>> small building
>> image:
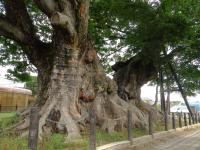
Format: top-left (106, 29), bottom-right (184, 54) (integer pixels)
top-left (0, 86), bottom-right (35, 112)
top-left (170, 102), bottom-right (200, 113)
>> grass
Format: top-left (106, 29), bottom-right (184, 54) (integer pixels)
top-left (0, 136), bottom-right (27, 150)
top-left (0, 112), bottom-right (152, 150)
top-left (60, 128), bottom-right (147, 150)
top-left (0, 112), bottom-right (19, 130)
top-left (0, 113), bottom-right (16, 120)
top-left (39, 134), bottom-right (67, 150)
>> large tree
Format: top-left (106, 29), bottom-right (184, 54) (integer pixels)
top-left (0, 0), bottom-right (150, 138)
top-left (90, 0), bottom-right (200, 116)
top-left (0, 0), bottom-right (200, 138)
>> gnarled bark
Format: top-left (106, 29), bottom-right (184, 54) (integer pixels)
top-left (112, 55), bottom-right (157, 105)
top-left (1, 0), bottom-right (157, 139)
top-left (16, 42), bottom-right (150, 138)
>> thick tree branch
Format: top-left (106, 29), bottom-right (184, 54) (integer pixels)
top-left (0, 0), bottom-right (55, 62)
top-left (34, 0), bottom-right (90, 44)
top-left (3, 0), bottom-right (36, 37)
top-left (0, 15), bottom-right (26, 43)
top-left (0, 16), bottom-right (53, 69)
top-left (33, 0), bottom-right (58, 16)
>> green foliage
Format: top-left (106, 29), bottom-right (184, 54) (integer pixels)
top-left (0, 37), bottom-right (36, 83)
top-left (0, 0), bottom-right (50, 82)
top-left (24, 76), bottom-right (38, 95)
top-left (89, 0), bottom-right (200, 96)
top-left (89, 0), bottom-right (199, 71)
top-left (0, 0), bottom-right (199, 96)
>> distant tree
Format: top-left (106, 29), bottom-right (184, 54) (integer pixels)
top-left (24, 76), bottom-right (37, 96)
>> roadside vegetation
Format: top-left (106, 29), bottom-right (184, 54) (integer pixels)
top-left (0, 112), bottom-right (148, 150)
top-left (0, 111), bottom-right (190, 150)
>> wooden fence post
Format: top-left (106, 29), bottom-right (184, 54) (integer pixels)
top-left (0, 104), bottom-right (1, 112)
top-left (15, 104), bottom-right (18, 111)
top-left (184, 113), bottom-right (187, 126)
top-left (127, 109), bottom-right (133, 143)
top-left (188, 113), bottom-right (191, 125)
top-left (149, 111), bottom-right (153, 136)
top-left (178, 113), bottom-right (182, 128)
top-left (195, 113), bottom-right (198, 124)
top-left (192, 113), bottom-right (195, 124)
top-left (172, 113), bottom-right (176, 129)
top-left (164, 112), bottom-right (168, 131)
top-left (89, 108), bottom-right (96, 150)
top-left (28, 107), bottom-right (39, 150)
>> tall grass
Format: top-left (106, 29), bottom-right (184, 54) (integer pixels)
top-left (0, 112), bottom-right (19, 130)
top-left (0, 112), bottom-right (152, 150)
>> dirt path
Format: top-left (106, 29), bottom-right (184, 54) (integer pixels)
top-left (127, 128), bottom-right (200, 150)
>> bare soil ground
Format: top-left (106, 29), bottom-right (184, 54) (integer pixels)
top-left (127, 128), bottom-right (200, 150)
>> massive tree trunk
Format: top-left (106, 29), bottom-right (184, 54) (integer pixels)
top-left (0, 0), bottom-right (157, 139)
top-left (17, 40), bottom-right (150, 138)
top-left (13, 0), bottom-right (151, 138)
top-left (112, 55), bottom-right (157, 108)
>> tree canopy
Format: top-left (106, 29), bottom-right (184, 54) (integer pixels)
top-left (89, 0), bottom-right (200, 95)
top-left (0, 0), bottom-right (200, 95)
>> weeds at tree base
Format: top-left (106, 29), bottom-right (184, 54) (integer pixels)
top-left (0, 113), bottom-right (150, 150)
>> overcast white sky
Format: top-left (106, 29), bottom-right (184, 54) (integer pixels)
top-left (141, 84), bottom-right (200, 102)
top-left (0, 66), bottom-right (199, 103)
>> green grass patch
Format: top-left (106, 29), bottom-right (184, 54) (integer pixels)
top-left (96, 128), bottom-right (147, 146)
top-left (0, 128), bottom-right (148, 150)
top-left (39, 134), bottom-right (67, 150)
top-left (63, 128), bottom-right (147, 150)
top-left (0, 113), bottom-right (16, 120)
top-left (0, 112), bottom-right (19, 130)
top-left (154, 120), bottom-right (165, 132)
top-left (0, 136), bottom-right (27, 150)
top-left (0, 113), bottom-right (149, 149)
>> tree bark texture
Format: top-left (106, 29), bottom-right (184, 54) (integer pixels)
top-left (166, 78), bottom-right (171, 114)
top-left (112, 55), bottom-right (157, 105)
top-left (0, 0), bottom-right (157, 139)
top-left (159, 69), bottom-right (166, 112)
top-left (153, 83), bottom-right (159, 108)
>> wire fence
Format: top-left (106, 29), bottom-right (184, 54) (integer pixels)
top-left (1, 107), bottom-right (200, 150)
top-left (34, 107), bottom-right (200, 150)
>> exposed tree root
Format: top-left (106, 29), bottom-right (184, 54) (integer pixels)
top-left (12, 55), bottom-right (157, 139)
